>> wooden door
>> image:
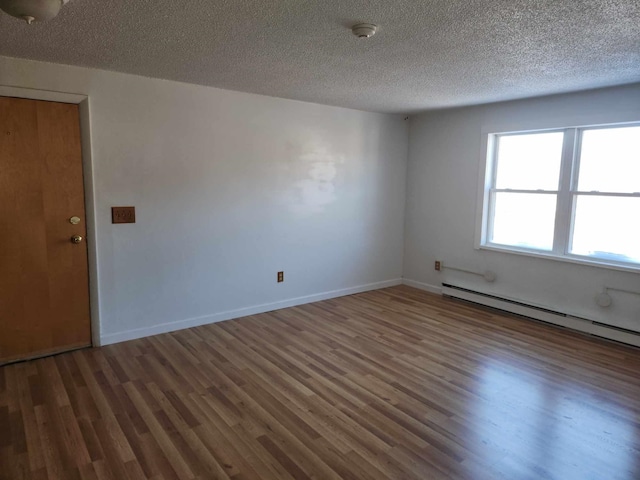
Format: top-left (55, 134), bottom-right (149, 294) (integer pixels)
top-left (0, 96), bottom-right (91, 364)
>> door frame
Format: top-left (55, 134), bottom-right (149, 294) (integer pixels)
top-left (0, 85), bottom-right (102, 347)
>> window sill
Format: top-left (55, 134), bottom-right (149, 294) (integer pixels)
top-left (478, 244), bottom-right (640, 274)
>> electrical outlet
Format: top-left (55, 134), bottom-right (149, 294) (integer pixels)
top-left (277, 271), bottom-right (284, 283)
top-left (435, 261), bottom-right (441, 271)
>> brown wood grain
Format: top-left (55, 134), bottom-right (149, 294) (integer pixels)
top-left (0, 96), bottom-right (91, 364)
top-left (1, 285), bottom-right (639, 479)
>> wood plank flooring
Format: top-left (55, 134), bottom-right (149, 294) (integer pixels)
top-left (1, 285), bottom-right (639, 479)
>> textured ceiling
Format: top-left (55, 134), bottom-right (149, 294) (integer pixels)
top-left (0, 0), bottom-right (639, 113)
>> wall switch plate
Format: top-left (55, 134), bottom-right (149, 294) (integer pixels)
top-left (112, 206), bottom-right (136, 224)
top-left (277, 271), bottom-right (284, 283)
top-left (435, 261), bottom-right (441, 271)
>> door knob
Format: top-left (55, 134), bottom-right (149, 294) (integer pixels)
top-left (71, 235), bottom-right (83, 244)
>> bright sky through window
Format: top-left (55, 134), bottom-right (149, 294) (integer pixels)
top-left (482, 124), bottom-right (640, 268)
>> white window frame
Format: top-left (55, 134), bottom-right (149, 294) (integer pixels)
top-left (476, 122), bottom-right (640, 273)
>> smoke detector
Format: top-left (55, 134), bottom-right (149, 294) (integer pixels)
top-left (352, 23), bottom-right (377, 39)
top-left (0, 0), bottom-right (70, 24)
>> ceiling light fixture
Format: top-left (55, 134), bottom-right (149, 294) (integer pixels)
top-left (0, 0), bottom-right (70, 24)
top-left (351, 23), bottom-right (377, 39)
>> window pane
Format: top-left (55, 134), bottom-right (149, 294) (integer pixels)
top-left (578, 126), bottom-right (640, 193)
top-left (571, 195), bottom-right (640, 264)
top-left (490, 193), bottom-right (557, 250)
top-left (495, 132), bottom-right (564, 190)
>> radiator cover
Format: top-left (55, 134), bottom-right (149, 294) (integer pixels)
top-left (441, 283), bottom-right (640, 348)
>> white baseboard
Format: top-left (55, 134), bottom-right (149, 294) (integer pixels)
top-left (100, 278), bottom-right (403, 346)
top-left (402, 278), bottom-right (442, 295)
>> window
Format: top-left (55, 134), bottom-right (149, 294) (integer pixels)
top-left (480, 123), bottom-right (640, 270)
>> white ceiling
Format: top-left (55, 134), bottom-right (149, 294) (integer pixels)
top-left (0, 0), bottom-right (639, 113)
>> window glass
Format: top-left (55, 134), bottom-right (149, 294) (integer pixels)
top-left (484, 123), bottom-right (640, 269)
top-left (490, 192), bottom-right (556, 251)
top-left (577, 126), bottom-right (640, 193)
top-left (570, 196), bottom-right (640, 263)
top-left (495, 132), bottom-right (564, 190)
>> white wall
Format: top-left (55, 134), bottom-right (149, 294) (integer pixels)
top-left (4, 54), bottom-right (638, 343)
top-left (0, 56), bottom-right (408, 344)
top-left (404, 84), bottom-right (640, 332)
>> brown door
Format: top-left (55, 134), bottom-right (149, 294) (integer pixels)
top-left (0, 96), bottom-right (91, 364)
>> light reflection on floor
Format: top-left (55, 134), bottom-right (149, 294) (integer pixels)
top-left (468, 359), bottom-right (639, 479)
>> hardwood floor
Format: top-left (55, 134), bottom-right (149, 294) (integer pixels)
top-left (1, 285), bottom-right (639, 479)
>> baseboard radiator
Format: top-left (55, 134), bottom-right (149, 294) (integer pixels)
top-left (441, 283), bottom-right (640, 348)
